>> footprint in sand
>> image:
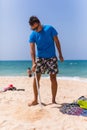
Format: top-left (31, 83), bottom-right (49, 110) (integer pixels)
top-left (14, 107), bottom-right (50, 122)
top-left (0, 120), bottom-right (7, 127)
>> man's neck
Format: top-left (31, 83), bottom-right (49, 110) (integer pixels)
top-left (37, 24), bottom-right (43, 32)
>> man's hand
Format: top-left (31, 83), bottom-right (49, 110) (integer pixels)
top-left (31, 63), bottom-right (37, 72)
top-left (59, 55), bottom-right (64, 62)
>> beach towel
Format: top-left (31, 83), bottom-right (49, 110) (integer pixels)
top-left (60, 96), bottom-right (87, 116)
top-left (81, 109), bottom-right (87, 116)
top-left (60, 103), bottom-right (83, 115)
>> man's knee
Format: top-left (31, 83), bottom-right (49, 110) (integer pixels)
top-left (50, 74), bottom-right (57, 82)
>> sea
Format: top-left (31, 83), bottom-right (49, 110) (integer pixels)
top-left (0, 60), bottom-right (87, 80)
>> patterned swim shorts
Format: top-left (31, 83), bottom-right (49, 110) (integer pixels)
top-left (36, 57), bottom-right (59, 74)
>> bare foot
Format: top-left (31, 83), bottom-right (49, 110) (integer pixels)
top-left (52, 101), bottom-right (57, 104)
top-left (28, 100), bottom-right (38, 106)
top-left (52, 100), bottom-right (57, 104)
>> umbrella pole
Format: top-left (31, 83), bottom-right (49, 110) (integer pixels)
top-left (34, 72), bottom-right (43, 109)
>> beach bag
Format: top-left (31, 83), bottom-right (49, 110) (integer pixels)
top-left (77, 100), bottom-right (87, 109)
top-left (77, 96), bottom-right (87, 109)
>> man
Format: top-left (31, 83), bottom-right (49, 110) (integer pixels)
top-left (28, 16), bottom-right (64, 106)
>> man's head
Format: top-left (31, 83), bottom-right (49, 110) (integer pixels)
top-left (29, 16), bottom-right (40, 26)
top-left (29, 16), bottom-right (42, 32)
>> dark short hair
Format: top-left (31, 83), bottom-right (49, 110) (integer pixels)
top-left (29, 16), bottom-right (40, 26)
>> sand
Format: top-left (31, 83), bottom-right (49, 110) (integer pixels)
top-left (0, 76), bottom-right (87, 130)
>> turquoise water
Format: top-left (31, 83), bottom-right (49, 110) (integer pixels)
top-left (58, 60), bottom-right (87, 78)
top-left (0, 60), bottom-right (87, 78)
top-left (0, 61), bottom-right (32, 76)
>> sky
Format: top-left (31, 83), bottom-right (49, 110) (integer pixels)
top-left (0, 0), bottom-right (87, 60)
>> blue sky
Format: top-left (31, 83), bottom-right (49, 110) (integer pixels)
top-left (0, 0), bottom-right (87, 60)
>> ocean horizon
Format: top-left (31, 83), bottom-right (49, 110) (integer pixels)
top-left (0, 60), bottom-right (87, 79)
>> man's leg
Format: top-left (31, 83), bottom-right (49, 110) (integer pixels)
top-left (50, 74), bottom-right (58, 103)
top-left (28, 73), bottom-right (41, 106)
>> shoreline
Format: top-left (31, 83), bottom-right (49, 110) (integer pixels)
top-left (0, 75), bottom-right (87, 82)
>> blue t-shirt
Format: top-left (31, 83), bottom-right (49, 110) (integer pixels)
top-left (29, 25), bottom-right (58, 58)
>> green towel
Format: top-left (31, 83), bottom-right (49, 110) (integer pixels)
top-left (77, 100), bottom-right (87, 109)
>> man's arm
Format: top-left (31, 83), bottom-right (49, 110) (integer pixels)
top-left (30, 43), bottom-right (36, 71)
top-left (54, 36), bottom-right (64, 62)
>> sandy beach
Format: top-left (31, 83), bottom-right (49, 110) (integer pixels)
top-left (0, 76), bottom-right (87, 130)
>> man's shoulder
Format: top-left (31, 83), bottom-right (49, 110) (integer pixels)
top-left (43, 25), bottom-right (54, 32)
top-left (29, 31), bottom-right (37, 43)
top-left (30, 31), bottom-right (36, 36)
top-left (44, 25), bottom-right (53, 29)
top-left (43, 25), bottom-right (56, 31)
top-left (43, 25), bottom-right (58, 36)
top-left (30, 31), bottom-right (37, 38)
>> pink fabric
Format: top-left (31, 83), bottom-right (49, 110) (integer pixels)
top-left (4, 84), bottom-right (14, 91)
